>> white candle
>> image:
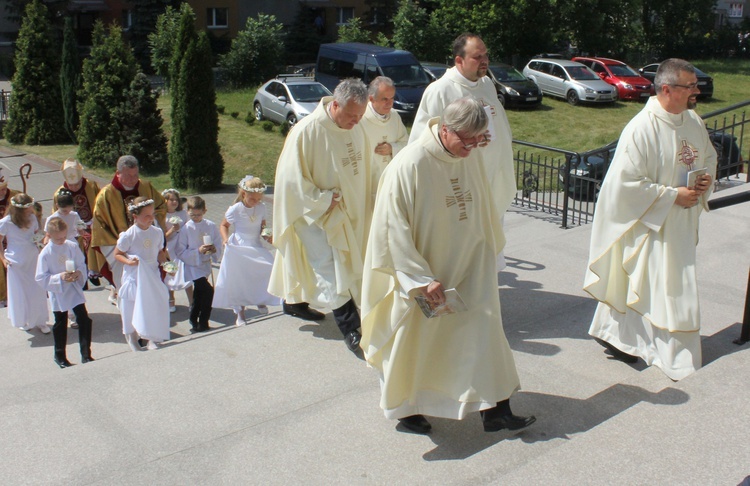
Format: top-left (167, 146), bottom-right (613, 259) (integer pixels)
top-left (203, 235), bottom-right (213, 246)
top-left (65, 260), bottom-right (75, 272)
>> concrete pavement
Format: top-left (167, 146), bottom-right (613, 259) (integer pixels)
top-left (0, 147), bottom-right (749, 485)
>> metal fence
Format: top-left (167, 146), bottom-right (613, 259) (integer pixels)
top-left (512, 100), bottom-right (750, 228)
top-left (0, 90), bottom-right (9, 121)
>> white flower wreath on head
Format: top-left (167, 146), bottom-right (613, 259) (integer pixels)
top-left (128, 199), bottom-right (155, 212)
top-left (161, 188), bottom-right (180, 198)
top-left (238, 175), bottom-right (266, 193)
top-left (11, 198), bottom-right (34, 209)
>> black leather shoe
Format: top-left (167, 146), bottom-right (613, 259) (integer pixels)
top-left (344, 330), bottom-right (361, 352)
top-left (88, 276), bottom-right (101, 286)
top-left (398, 415), bottom-right (432, 434)
top-left (482, 413), bottom-right (536, 432)
top-left (54, 356), bottom-right (74, 369)
top-left (81, 356), bottom-right (95, 363)
top-left (595, 338), bottom-right (639, 363)
top-left (282, 301), bottom-right (325, 321)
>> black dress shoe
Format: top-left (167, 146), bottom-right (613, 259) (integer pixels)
top-left (54, 356), bottom-right (74, 369)
top-left (344, 330), bottom-right (361, 352)
top-left (398, 415), bottom-right (432, 434)
top-left (81, 356), bottom-right (95, 363)
top-left (88, 276), bottom-right (101, 286)
top-left (482, 413), bottom-right (536, 432)
top-left (282, 301), bottom-right (326, 321)
top-left (595, 338), bottom-right (639, 363)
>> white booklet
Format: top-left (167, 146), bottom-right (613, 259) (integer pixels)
top-left (414, 288), bottom-right (468, 319)
top-left (687, 167), bottom-right (708, 188)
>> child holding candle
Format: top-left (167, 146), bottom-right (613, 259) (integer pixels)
top-left (0, 194), bottom-right (50, 333)
top-left (114, 197), bottom-right (170, 351)
top-left (36, 217), bottom-right (94, 367)
top-left (175, 196), bottom-right (222, 333)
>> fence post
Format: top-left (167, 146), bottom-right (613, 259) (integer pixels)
top-left (733, 268), bottom-right (750, 345)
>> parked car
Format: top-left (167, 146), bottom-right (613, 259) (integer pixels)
top-left (638, 63), bottom-right (714, 98)
top-left (253, 76), bottom-right (332, 126)
top-left (571, 57), bottom-right (654, 101)
top-left (560, 131), bottom-right (743, 200)
top-left (523, 58), bottom-right (617, 105)
top-left (486, 62), bottom-right (542, 108)
top-left (421, 61), bottom-right (449, 82)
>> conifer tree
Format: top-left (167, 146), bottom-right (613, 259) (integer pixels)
top-left (4, 0), bottom-right (66, 144)
top-left (60, 16), bottom-right (80, 143)
top-left (115, 73), bottom-right (169, 173)
top-left (169, 32), bottom-right (224, 190)
top-left (76, 22), bottom-right (139, 168)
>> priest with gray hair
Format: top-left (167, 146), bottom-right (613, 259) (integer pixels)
top-left (361, 97), bottom-right (535, 434)
top-left (269, 78), bottom-right (374, 354)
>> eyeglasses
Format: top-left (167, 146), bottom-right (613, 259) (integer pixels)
top-left (449, 128), bottom-right (489, 149)
top-left (669, 82), bottom-right (699, 90)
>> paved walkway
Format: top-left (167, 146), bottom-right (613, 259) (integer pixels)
top-left (0, 147), bottom-right (749, 485)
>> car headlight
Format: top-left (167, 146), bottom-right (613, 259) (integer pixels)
top-left (573, 169), bottom-right (588, 176)
top-left (585, 88), bottom-right (594, 94)
top-left (623, 83), bottom-right (633, 90)
top-left (505, 86), bottom-right (519, 96)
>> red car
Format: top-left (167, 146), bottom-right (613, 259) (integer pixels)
top-left (571, 57), bottom-right (654, 101)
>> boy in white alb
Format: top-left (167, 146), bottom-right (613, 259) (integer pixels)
top-left (175, 196), bottom-right (222, 333)
top-left (36, 217), bottom-right (94, 368)
top-left (45, 190), bottom-right (85, 243)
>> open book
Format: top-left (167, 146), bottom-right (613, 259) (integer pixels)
top-left (414, 288), bottom-right (468, 319)
top-left (687, 167), bottom-right (708, 188)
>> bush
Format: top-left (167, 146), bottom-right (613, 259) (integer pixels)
top-left (230, 111), bottom-right (239, 118)
top-left (245, 112), bottom-right (255, 125)
top-left (219, 14), bottom-right (284, 88)
top-left (280, 121), bottom-right (290, 136)
top-left (216, 105), bottom-right (225, 114)
top-left (262, 121), bottom-right (274, 132)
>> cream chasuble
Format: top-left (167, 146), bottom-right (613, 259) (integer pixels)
top-left (361, 119), bottom-right (520, 420)
top-left (584, 96), bottom-right (717, 380)
top-left (269, 97), bottom-right (372, 306)
top-left (360, 102), bottom-right (408, 185)
top-left (409, 67), bottom-right (516, 216)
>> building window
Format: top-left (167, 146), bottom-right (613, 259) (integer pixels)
top-left (207, 8), bottom-right (228, 28)
top-left (336, 7), bottom-right (354, 25)
top-left (729, 2), bottom-right (744, 17)
top-left (122, 9), bottom-right (132, 30)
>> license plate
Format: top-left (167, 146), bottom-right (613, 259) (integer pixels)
top-left (526, 97), bottom-right (537, 101)
top-left (600, 96), bottom-right (611, 100)
top-left (698, 82), bottom-right (706, 85)
top-left (640, 92), bottom-right (650, 97)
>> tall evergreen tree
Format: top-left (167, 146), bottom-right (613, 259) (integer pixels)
top-left (129, 0), bottom-right (181, 71)
top-left (115, 73), bottom-right (169, 173)
top-left (148, 5), bottom-right (181, 88)
top-left (76, 21), bottom-right (139, 168)
top-left (4, 0), bottom-right (67, 144)
top-left (169, 3), bottom-right (196, 100)
top-left (219, 14), bottom-right (284, 88)
top-left (60, 16), bottom-right (80, 143)
top-left (169, 32), bottom-right (224, 190)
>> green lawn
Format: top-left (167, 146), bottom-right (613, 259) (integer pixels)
top-left (2, 59), bottom-right (748, 192)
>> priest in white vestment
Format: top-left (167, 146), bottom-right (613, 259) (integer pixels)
top-left (584, 59), bottom-right (717, 381)
top-left (361, 98), bottom-right (535, 434)
top-left (360, 76), bottom-right (408, 187)
top-left (409, 34), bottom-right (516, 272)
top-left (269, 79), bottom-right (373, 353)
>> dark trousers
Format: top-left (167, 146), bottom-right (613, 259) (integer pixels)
top-left (53, 303), bottom-right (92, 360)
top-left (332, 298), bottom-right (361, 336)
top-left (190, 277), bottom-right (214, 330)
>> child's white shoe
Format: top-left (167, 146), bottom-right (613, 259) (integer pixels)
top-left (147, 340), bottom-right (160, 350)
top-left (257, 305), bottom-right (269, 315)
top-left (39, 324), bottom-right (51, 334)
top-left (234, 306), bottom-right (246, 326)
top-left (126, 333), bottom-right (143, 352)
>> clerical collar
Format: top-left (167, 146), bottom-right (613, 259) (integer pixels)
top-left (455, 69), bottom-right (479, 87)
top-left (368, 103), bottom-right (388, 120)
top-left (436, 130), bottom-right (459, 158)
top-left (325, 101), bottom-right (342, 128)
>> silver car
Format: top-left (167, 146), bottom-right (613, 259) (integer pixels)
top-left (253, 76), bottom-right (331, 126)
top-left (522, 59), bottom-right (617, 105)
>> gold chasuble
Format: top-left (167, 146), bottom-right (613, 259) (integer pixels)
top-left (361, 119), bottom-right (520, 420)
top-left (91, 180), bottom-right (166, 274)
top-left (269, 97), bottom-right (372, 306)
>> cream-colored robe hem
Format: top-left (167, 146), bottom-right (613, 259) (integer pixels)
top-left (269, 97), bottom-right (372, 306)
top-left (584, 97), bottom-right (717, 380)
top-left (362, 119), bottom-right (520, 420)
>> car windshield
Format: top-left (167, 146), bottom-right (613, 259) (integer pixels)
top-left (287, 83), bottom-right (330, 102)
top-left (428, 66), bottom-right (447, 77)
top-left (490, 66), bottom-right (526, 81)
top-left (565, 66), bottom-right (599, 80)
top-left (381, 64), bottom-right (431, 87)
top-left (608, 64), bottom-right (639, 77)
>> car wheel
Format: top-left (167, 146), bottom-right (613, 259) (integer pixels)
top-left (254, 102), bottom-right (264, 121)
top-left (567, 90), bottom-right (580, 106)
top-left (286, 113), bottom-right (298, 126)
top-left (498, 93), bottom-right (506, 107)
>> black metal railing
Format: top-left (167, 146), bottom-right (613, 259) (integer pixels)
top-left (512, 100), bottom-right (749, 228)
top-left (0, 90), bottom-right (9, 120)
